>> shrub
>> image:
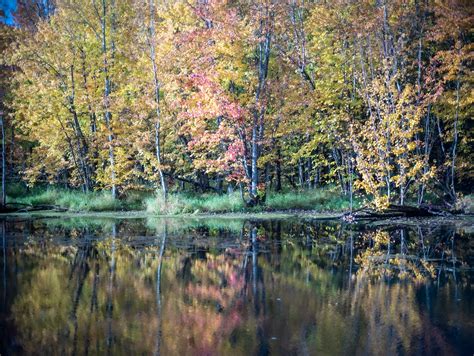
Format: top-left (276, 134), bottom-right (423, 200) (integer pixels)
top-left (6, 182), bottom-right (29, 198)
top-left (455, 194), bottom-right (474, 214)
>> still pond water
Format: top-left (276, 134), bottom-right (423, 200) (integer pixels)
top-left (0, 216), bottom-right (472, 355)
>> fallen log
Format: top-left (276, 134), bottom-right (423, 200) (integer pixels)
top-left (343, 204), bottom-right (453, 221)
top-left (0, 203), bottom-right (68, 213)
top-left (16, 204), bottom-right (68, 213)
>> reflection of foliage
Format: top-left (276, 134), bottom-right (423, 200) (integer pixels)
top-left (2, 218), bottom-right (472, 355)
top-left (163, 253), bottom-right (246, 355)
top-left (354, 228), bottom-right (465, 283)
top-left (42, 217), bottom-right (118, 230)
top-left (146, 216), bottom-right (246, 234)
top-left (11, 238), bottom-right (164, 354)
top-left (12, 261), bottom-right (71, 350)
top-left (347, 280), bottom-right (453, 355)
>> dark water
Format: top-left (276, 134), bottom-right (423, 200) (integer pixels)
top-left (0, 216), bottom-right (472, 355)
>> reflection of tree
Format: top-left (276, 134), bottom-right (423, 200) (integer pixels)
top-left (154, 222), bottom-right (166, 356)
top-left (347, 280), bottom-right (453, 355)
top-left (106, 223), bottom-right (116, 354)
top-left (1, 219), bottom-right (471, 355)
top-left (250, 225), bottom-right (269, 355)
top-left (10, 228), bottom-right (165, 354)
top-left (255, 222), bottom-right (469, 355)
top-left (162, 250), bottom-right (246, 354)
top-left (2, 220), bottom-right (6, 305)
top-left (355, 226), bottom-right (468, 283)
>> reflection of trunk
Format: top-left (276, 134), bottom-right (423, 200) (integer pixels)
top-left (154, 223), bottom-right (167, 356)
top-left (451, 232), bottom-right (458, 300)
top-left (0, 116), bottom-right (5, 207)
top-left (348, 230), bottom-right (353, 286)
top-left (106, 223), bottom-right (117, 354)
top-left (251, 227), bottom-right (258, 302)
top-left (2, 220), bottom-right (6, 304)
top-left (251, 225), bottom-right (269, 355)
top-left (85, 260), bottom-right (100, 355)
top-left (71, 243), bottom-right (91, 356)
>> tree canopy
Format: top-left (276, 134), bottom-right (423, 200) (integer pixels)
top-left (1, 0), bottom-right (472, 209)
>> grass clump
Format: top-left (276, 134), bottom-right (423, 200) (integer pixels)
top-left (146, 187), bottom-right (359, 215)
top-left (145, 191), bottom-right (245, 215)
top-left (12, 188), bottom-right (122, 212)
top-left (266, 187), bottom-right (360, 212)
top-left (9, 185), bottom-right (361, 214)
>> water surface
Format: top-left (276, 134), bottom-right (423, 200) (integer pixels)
top-left (0, 216), bottom-right (472, 355)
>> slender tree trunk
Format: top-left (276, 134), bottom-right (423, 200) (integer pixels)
top-left (250, 123), bottom-right (258, 199)
top-left (450, 76), bottom-right (460, 202)
top-left (9, 125), bottom-right (13, 179)
top-left (298, 159), bottom-right (304, 188)
top-left (79, 47), bottom-right (98, 185)
top-left (275, 147), bottom-right (282, 192)
top-left (249, 10), bottom-right (272, 205)
top-left (56, 117), bottom-right (83, 192)
top-left (264, 163), bottom-right (270, 200)
top-left (306, 158), bottom-right (312, 189)
top-left (80, 49), bottom-right (97, 135)
top-left (69, 65), bottom-right (91, 192)
top-left (349, 156), bottom-right (354, 213)
top-left (216, 175), bottom-right (223, 194)
top-left (101, 0), bottom-right (117, 199)
top-left (148, 0), bottom-right (168, 201)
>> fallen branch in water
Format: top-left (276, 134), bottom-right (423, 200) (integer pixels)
top-left (342, 204), bottom-right (455, 221)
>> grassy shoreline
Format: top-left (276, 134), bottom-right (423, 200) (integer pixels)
top-left (5, 185), bottom-right (473, 218)
top-left (6, 186), bottom-right (360, 215)
top-left (1, 210), bottom-right (472, 231)
top-left (0, 209), bottom-right (341, 220)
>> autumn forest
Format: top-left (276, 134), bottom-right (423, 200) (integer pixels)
top-left (0, 0), bottom-right (472, 212)
top-left (0, 2), bottom-right (473, 354)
